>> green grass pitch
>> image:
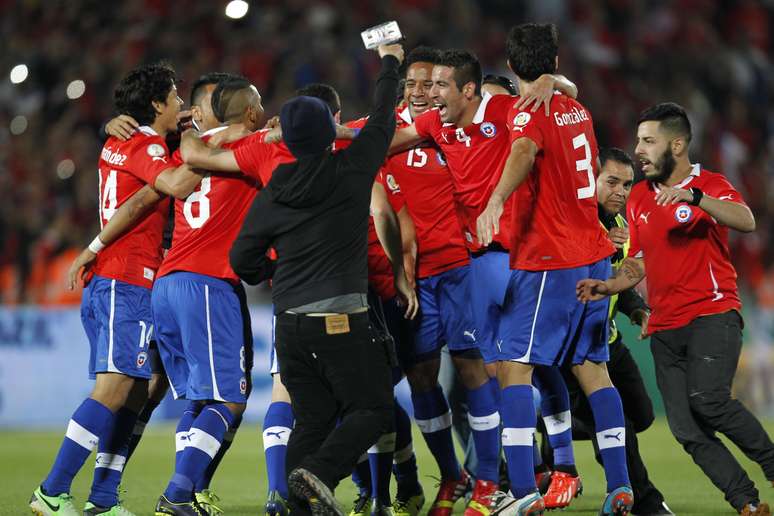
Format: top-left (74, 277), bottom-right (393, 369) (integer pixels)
top-left (2, 419), bottom-right (772, 515)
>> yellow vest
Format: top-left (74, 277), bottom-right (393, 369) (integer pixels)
top-left (605, 214), bottom-right (629, 344)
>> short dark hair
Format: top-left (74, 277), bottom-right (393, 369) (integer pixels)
top-left (636, 102), bottom-right (692, 143)
top-left (212, 77), bottom-right (252, 123)
top-left (114, 62), bottom-right (176, 126)
top-left (599, 147), bottom-right (635, 170)
top-left (436, 49), bottom-right (482, 95)
top-left (190, 72), bottom-right (240, 107)
top-left (295, 83), bottom-right (341, 116)
top-left (405, 46), bottom-right (441, 68)
top-left (506, 23), bottom-right (558, 82)
top-left (483, 74), bottom-right (517, 95)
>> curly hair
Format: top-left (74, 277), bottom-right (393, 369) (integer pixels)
top-left (114, 62), bottom-right (176, 126)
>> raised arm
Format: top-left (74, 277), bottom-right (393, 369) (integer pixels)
top-left (576, 257), bottom-right (646, 302)
top-left (180, 130), bottom-right (241, 172)
top-left (514, 74), bottom-right (578, 115)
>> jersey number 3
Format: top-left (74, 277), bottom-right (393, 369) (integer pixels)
top-left (184, 175), bottom-right (211, 228)
top-left (573, 133), bottom-right (595, 199)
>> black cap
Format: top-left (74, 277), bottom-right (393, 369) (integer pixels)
top-left (280, 96), bottom-right (336, 158)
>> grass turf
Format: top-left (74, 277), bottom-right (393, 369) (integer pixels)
top-left (2, 419), bottom-right (773, 515)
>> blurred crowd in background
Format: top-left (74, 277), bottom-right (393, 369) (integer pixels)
top-left (0, 0), bottom-right (772, 384)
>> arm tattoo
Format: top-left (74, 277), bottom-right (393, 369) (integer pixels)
top-left (616, 258), bottom-right (645, 283)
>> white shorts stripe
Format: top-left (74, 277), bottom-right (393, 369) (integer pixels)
top-left (107, 279), bottom-right (119, 373)
top-left (94, 453), bottom-right (126, 472)
top-left (415, 411), bottom-right (452, 434)
top-left (543, 410), bottom-right (572, 435)
top-left (204, 286), bottom-right (224, 402)
top-left (368, 432), bottom-right (396, 454)
top-left (65, 419), bottom-right (99, 451)
top-left (393, 443), bottom-right (414, 464)
top-left (501, 427), bottom-right (535, 447)
top-left (516, 271), bottom-right (547, 363)
top-left (596, 426), bottom-right (626, 450)
top-left (468, 411), bottom-right (501, 431)
top-left (262, 426), bottom-right (291, 449)
top-left (188, 428), bottom-right (222, 459)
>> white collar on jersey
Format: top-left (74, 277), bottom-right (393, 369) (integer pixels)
top-left (398, 106), bottom-right (413, 125)
top-left (653, 163), bottom-right (702, 192)
top-left (137, 125), bottom-right (158, 136)
top-left (472, 92), bottom-right (493, 124)
top-left (202, 125), bottom-right (229, 137)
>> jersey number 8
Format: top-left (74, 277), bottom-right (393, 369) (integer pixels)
top-left (184, 175), bottom-right (212, 228)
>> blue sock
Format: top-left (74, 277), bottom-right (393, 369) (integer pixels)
top-left (42, 398), bottom-right (114, 496)
top-left (466, 380), bottom-right (501, 482)
top-left (369, 432), bottom-right (396, 505)
top-left (352, 454), bottom-right (372, 496)
top-left (411, 385), bottom-right (460, 480)
top-left (196, 415), bottom-right (241, 491)
top-left (588, 387), bottom-right (629, 492)
top-left (88, 407), bottom-right (138, 507)
top-left (164, 404), bottom-right (234, 503)
top-left (536, 367), bottom-right (574, 467)
top-left (263, 401), bottom-right (293, 499)
top-left (175, 402), bottom-right (203, 470)
top-left (500, 385), bottom-right (536, 499)
top-left (392, 399), bottom-right (420, 495)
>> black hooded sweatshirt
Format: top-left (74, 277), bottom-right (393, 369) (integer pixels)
top-left (229, 55), bottom-right (400, 314)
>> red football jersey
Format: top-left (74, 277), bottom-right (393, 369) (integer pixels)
top-left (158, 127), bottom-right (260, 282)
top-left (627, 165), bottom-right (744, 334)
top-left (413, 93), bottom-right (516, 252)
top-left (92, 127), bottom-right (172, 288)
top-left (506, 94), bottom-right (614, 271)
top-left (383, 107), bottom-right (468, 278)
top-left (233, 129), bottom-right (295, 186)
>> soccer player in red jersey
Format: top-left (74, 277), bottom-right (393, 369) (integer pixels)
top-left (389, 48), bottom-right (584, 515)
top-left (578, 102), bottom-right (773, 516)
top-left (30, 63), bottom-right (203, 516)
top-left (477, 24), bottom-right (632, 515)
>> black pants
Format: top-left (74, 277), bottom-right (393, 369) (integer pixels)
top-left (275, 311), bottom-right (394, 514)
top-left (651, 310), bottom-right (774, 511)
top-left (547, 338), bottom-right (665, 513)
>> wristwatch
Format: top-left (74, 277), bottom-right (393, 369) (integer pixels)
top-left (689, 187), bottom-right (703, 206)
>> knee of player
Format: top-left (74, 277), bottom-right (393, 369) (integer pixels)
top-left (687, 389), bottom-right (730, 421)
top-left (406, 360), bottom-right (441, 392)
top-left (223, 401), bottom-right (248, 418)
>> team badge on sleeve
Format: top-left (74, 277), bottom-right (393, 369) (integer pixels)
top-left (674, 205), bottom-right (693, 224)
top-left (512, 112), bottom-right (531, 132)
top-left (146, 143), bottom-right (166, 157)
top-left (386, 173), bottom-right (401, 193)
top-left (480, 122), bottom-right (497, 138)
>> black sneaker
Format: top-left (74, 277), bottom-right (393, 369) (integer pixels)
top-left (154, 495), bottom-right (206, 515)
top-left (288, 468), bottom-right (344, 516)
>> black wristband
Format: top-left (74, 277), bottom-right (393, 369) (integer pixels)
top-left (689, 187), bottom-right (703, 206)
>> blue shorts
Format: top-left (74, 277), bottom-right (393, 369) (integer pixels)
top-left (469, 251), bottom-right (510, 363)
top-left (152, 272), bottom-right (252, 403)
top-left (413, 266), bottom-right (478, 362)
top-left (81, 275), bottom-right (153, 380)
top-left (499, 258), bottom-right (611, 366)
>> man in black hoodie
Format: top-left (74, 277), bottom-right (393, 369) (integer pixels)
top-left (229, 44), bottom-right (411, 516)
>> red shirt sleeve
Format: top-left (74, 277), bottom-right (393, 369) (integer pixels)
top-left (703, 173), bottom-right (747, 206)
top-left (413, 109), bottom-right (441, 140)
top-left (508, 102), bottom-right (545, 150)
top-left (130, 137), bottom-right (175, 185)
top-left (234, 131), bottom-right (274, 181)
top-left (378, 169), bottom-right (406, 212)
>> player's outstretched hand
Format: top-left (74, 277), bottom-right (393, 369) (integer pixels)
top-left (630, 308), bottom-right (650, 340)
top-left (476, 198), bottom-right (503, 247)
top-left (105, 115), bottom-right (139, 141)
top-left (378, 43), bottom-right (404, 64)
top-left (514, 73), bottom-right (556, 115)
top-left (395, 272), bottom-right (418, 320)
top-left (576, 278), bottom-right (612, 302)
top-left (608, 226), bottom-right (629, 249)
top-left (654, 185), bottom-right (692, 206)
top-left (66, 248), bottom-right (97, 290)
